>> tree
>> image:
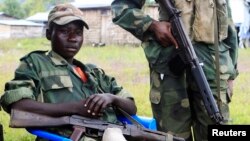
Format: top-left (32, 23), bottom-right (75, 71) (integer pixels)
top-left (22, 0), bottom-right (72, 18)
top-left (1, 0), bottom-right (25, 18)
top-left (0, 0), bottom-right (72, 19)
top-left (48, 0), bottom-right (73, 6)
top-left (146, 0), bottom-right (156, 4)
top-left (22, 0), bottom-right (47, 17)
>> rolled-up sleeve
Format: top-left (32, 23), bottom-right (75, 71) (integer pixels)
top-left (105, 74), bottom-right (134, 100)
top-left (116, 89), bottom-right (134, 100)
top-left (92, 67), bottom-right (134, 100)
top-left (111, 0), bottom-right (153, 40)
top-left (0, 61), bottom-right (37, 113)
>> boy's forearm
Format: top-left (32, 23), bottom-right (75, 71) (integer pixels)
top-left (11, 99), bottom-right (88, 117)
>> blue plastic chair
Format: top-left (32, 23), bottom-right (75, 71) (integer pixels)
top-left (27, 129), bottom-right (71, 141)
top-left (27, 115), bottom-right (157, 141)
top-left (117, 115), bottom-right (157, 130)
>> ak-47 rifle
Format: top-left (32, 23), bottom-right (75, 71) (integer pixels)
top-left (159, 0), bottom-right (223, 124)
top-left (10, 109), bottom-right (185, 141)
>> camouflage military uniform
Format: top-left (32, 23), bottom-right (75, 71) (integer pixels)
top-left (111, 0), bottom-right (238, 141)
top-left (0, 50), bottom-right (133, 141)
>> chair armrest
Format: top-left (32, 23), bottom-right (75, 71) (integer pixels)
top-left (117, 115), bottom-right (157, 130)
top-left (133, 115), bottom-right (157, 130)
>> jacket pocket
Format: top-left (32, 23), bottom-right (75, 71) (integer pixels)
top-left (40, 70), bottom-right (73, 91)
top-left (149, 70), bottom-right (161, 104)
top-left (193, 0), bottom-right (214, 43)
top-left (174, 0), bottom-right (194, 36)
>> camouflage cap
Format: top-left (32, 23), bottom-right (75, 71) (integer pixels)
top-left (48, 3), bottom-right (89, 29)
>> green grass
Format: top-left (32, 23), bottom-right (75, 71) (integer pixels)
top-left (0, 38), bottom-right (250, 140)
top-left (228, 46), bottom-right (250, 124)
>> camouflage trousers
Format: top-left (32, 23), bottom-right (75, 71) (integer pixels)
top-left (149, 42), bottom-right (234, 141)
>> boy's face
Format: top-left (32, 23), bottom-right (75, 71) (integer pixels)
top-left (49, 21), bottom-right (84, 60)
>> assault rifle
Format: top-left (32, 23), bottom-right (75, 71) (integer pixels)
top-left (159, 0), bottom-right (223, 124)
top-left (10, 109), bottom-right (185, 141)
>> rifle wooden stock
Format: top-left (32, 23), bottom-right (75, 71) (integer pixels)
top-left (10, 109), bottom-right (185, 141)
top-left (10, 109), bottom-right (70, 128)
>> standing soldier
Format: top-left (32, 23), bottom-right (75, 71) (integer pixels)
top-left (111, 0), bottom-right (239, 141)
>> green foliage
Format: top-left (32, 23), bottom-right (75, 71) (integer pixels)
top-left (146, 0), bottom-right (156, 4)
top-left (0, 38), bottom-right (250, 140)
top-left (48, 0), bottom-right (73, 6)
top-left (1, 0), bottom-right (25, 18)
top-left (22, 0), bottom-right (47, 17)
top-left (22, 0), bottom-right (72, 17)
top-left (0, 0), bottom-right (73, 18)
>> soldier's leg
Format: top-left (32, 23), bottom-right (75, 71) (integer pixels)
top-left (150, 69), bottom-right (193, 141)
top-left (190, 42), bottom-right (234, 141)
top-left (189, 84), bottom-right (229, 141)
top-left (187, 89), bottom-right (214, 141)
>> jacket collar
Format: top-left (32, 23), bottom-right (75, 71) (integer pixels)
top-left (48, 51), bottom-right (70, 66)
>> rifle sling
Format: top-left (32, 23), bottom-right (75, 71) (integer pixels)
top-left (213, 1), bottom-right (222, 112)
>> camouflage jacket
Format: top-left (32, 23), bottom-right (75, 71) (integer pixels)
top-left (112, 0), bottom-right (233, 44)
top-left (0, 50), bottom-right (133, 122)
top-left (0, 50), bottom-right (134, 140)
top-left (111, 0), bottom-right (238, 80)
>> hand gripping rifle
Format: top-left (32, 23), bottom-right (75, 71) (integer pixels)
top-left (9, 109), bottom-right (185, 141)
top-left (159, 0), bottom-right (223, 124)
